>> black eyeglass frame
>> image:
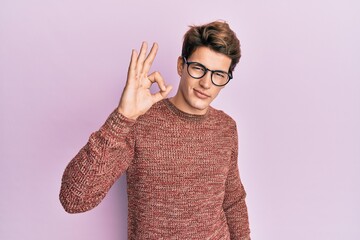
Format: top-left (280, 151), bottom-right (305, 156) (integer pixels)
top-left (182, 57), bottom-right (233, 87)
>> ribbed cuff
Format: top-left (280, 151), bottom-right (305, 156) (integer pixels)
top-left (102, 108), bottom-right (136, 139)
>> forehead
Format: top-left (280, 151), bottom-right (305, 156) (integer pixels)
top-left (188, 46), bottom-right (232, 72)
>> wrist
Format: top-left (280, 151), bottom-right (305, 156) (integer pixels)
top-left (117, 107), bottom-right (139, 121)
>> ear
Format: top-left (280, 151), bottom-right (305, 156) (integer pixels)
top-left (177, 56), bottom-right (184, 77)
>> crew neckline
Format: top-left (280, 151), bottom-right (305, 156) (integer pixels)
top-left (163, 98), bottom-right (210, 121)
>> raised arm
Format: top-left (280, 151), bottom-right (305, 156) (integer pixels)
top-left (59, 110), bottom-right (136, 213)
top-left (59, 42), bottom-right (172, 213)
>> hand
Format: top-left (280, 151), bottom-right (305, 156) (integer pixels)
top-left (117, 42), bottom-right (172, 120)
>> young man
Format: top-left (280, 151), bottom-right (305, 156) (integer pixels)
top-left (60, 21), bottom-right (251, 239)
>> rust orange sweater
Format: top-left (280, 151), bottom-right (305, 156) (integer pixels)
top-left (60, 98), bottom-right (250, 239)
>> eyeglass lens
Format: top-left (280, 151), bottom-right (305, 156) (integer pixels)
top-left (187, 62), bottom-right (230, 86)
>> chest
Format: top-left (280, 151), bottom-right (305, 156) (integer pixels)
top-left (130, 122), bottom-right (233, 184)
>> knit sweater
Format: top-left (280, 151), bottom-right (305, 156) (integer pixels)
top-left (60, 98), bottom-right (250, 239)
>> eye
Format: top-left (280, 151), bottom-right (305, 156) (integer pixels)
top-left (191, 64), bottom-right (205, 72)
top-left (214, 72), bottom-right (227, 79)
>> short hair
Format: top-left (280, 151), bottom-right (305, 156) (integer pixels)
top-left (181, 20), bottom-right (241, 73)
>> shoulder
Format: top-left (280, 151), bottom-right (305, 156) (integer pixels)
top-left (136, 99), bottom-right (168, 123)
top-left (208, 106), bottom-right (238, 148)
top-left (209, 106), bottom-right (237, 128)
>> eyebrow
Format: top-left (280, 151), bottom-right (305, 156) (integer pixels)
top-left (187, 59), bottom-right (230, 73)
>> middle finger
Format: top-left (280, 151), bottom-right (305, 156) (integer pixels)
top-left (142, 43), bottom-right (158, 76)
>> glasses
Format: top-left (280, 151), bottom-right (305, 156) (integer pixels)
top-left (183, 57), bottom-right (232, 87)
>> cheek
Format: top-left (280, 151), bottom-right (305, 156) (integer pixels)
top-left (179, 76), bottom-right (191, 92)
top-left (211, 88), bottom-right (222, 98)
top-left (181, 75), bottom-right (194, 88)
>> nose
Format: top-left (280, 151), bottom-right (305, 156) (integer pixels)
top-left (199, 71), bottom-right (212, 89)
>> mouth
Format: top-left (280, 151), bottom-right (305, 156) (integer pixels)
top-left (193, 88), bottom-right (210, 99)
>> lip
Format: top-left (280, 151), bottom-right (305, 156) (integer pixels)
top-left (193, 88), bottom-right (210, 99)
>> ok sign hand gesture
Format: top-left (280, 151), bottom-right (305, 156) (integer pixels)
top-left (117, 42), bottom-right (172, 120)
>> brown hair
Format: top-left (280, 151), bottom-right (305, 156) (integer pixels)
top-left (181, 20), bottom-right (241, 72)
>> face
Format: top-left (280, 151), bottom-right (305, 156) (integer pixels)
top-left (171, 46), bottom-right (232, 115)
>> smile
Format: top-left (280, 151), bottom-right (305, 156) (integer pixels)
top-left (193, 89), bottom-right (210, 99)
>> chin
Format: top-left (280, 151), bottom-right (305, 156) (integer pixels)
top-left (189, 98), bottom-right (211, 113)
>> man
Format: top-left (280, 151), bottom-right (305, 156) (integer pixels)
top-left (60, 20), bottom-right (251, 239)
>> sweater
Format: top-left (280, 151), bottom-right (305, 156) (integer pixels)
top-left (60, 98), bottom-right (250, 239)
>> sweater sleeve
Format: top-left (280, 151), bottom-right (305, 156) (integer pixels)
top-left (59, 109), bottom-right (136, 213)
top-left (223, 124), bottom-right (251, 240)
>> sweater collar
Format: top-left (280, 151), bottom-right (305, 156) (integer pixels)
top-left (163, 98), bottom-right (210, 121)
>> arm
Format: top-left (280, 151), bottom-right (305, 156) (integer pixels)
top-left (223, 124), bottom-right (251, 240)
top-left (60, 42), bottom-right (172, 213)
top-left (59, 109), bottom-right (136, 213)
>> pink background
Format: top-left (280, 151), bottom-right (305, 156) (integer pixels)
top-left (1, 0), bottom-right (359, 239)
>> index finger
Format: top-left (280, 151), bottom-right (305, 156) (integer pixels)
top-left (142, 42), bottom-right (158, 75)
top-left (127, 49), bottom-right (138, 81)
